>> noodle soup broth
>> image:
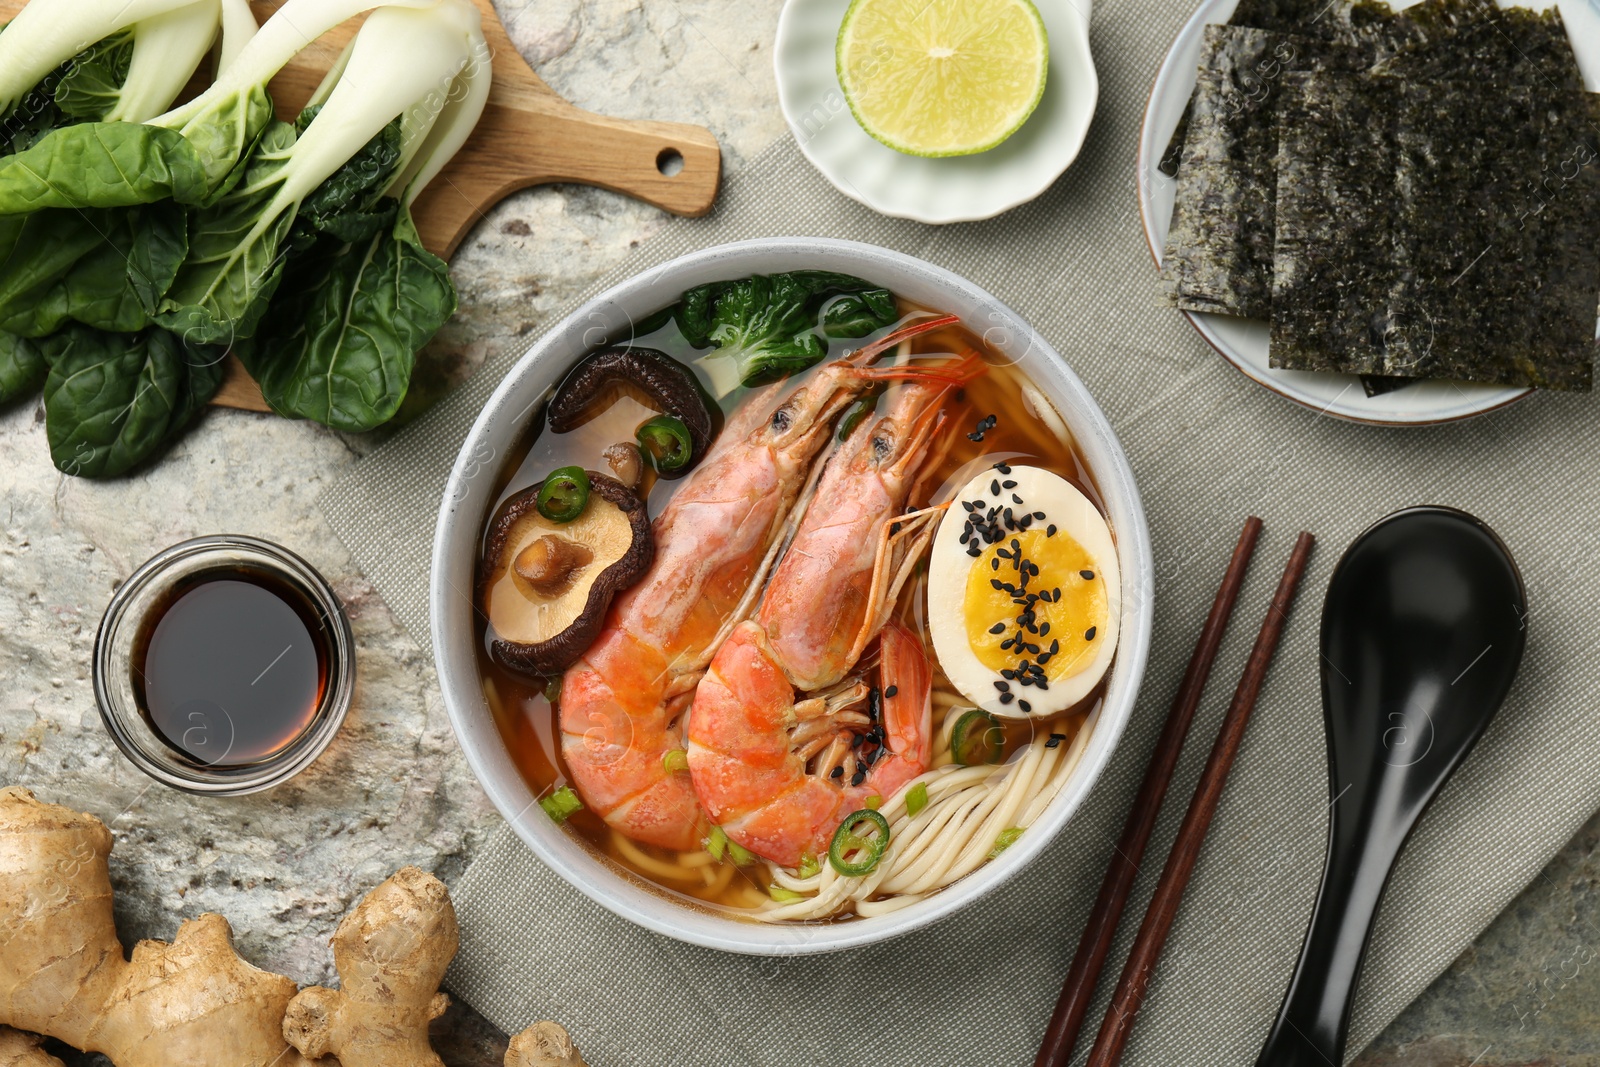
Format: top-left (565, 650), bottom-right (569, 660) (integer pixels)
top-left (475, 298), bottom-right (1115, 921)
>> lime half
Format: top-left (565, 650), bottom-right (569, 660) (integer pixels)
top-left (836, 0), bottom-right (1049, 158)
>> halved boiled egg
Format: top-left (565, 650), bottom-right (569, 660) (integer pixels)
top-left (928, 465), bottom-right (1119, 719)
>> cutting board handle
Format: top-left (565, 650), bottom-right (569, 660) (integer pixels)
top-left (411, 98), bottom-right (721, 258)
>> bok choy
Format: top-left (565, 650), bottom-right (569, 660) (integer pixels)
top-left (676, 271), bottom-right (898, 397)
top-left (0, 0), bottom-right (489, 477)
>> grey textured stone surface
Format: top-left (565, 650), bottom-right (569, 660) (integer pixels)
top-left (0, 1), bottom-right (1595, 1064)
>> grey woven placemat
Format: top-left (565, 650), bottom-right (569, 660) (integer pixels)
top-left (319, 0), bottom-right (1600, 1062)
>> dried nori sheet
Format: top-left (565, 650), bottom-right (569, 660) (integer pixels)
top-left (1158, 27), bottom-right (1345, 319)
top-left (1158, 0), bottom-right (1403, 178)
top-left (1271, 72), bottom-right (1600, 389)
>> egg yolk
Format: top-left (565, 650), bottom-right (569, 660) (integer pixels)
top-left (963, 529), bottom-right (1107, 682)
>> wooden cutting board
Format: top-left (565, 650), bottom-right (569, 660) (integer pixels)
top-left (0, 0), bottom-right (723, 411)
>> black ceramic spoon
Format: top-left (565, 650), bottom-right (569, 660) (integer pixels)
top-left (1255, 506), bottom-right (1527, 1067)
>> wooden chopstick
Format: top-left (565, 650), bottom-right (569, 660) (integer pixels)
top-left (1033, 517), bottom-right (1264, 1067)
top-left (1082, 531), bottom-right (1316, 1067)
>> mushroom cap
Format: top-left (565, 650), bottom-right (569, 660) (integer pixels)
top-left (480, 474), bottom-right (654, 676)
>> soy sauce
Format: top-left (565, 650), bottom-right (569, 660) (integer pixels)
top-left (132, 567), bottom-right (329, 768)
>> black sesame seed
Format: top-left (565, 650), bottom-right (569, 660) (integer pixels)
top-left (1085, 627), bottom-right (1097, 641)
top-left (991, 558), bottom-right (1001, 571)
top-left (990, 579), bottom-right (1004, 590)
top-left (1017, 675), bottom-right (1034, 687)
top-left (1040, 622), bottom-right (1051, 636)
top-left (1019, 700), bottom-right (1033, 714)
top-left (1001, 668), bottom-right (1016, 679)
top-left (990, 479), bottom-right (1001, 495)
top-left (967, 547), bottom-right (982, 557)
top-left (996, 462), bottom-right (1012, 474)
top-left (1002, 480), bottom-right (1017, 490)
top-left (988, 623), bottom-right (1006, 635)
top-left (1050, 639), bottom-right (1061, 653)
top-left (994, 680), bottom-right (1010, 692)
top-left (999, 692), bottom-right (1015, 705)
top-left (851, 768), bottom-right (867, 787)
top-left (1045, 732), bottom-right (1063, 748)
top-left (1047, 524), bottom-right (1057, 537)
top-left (883, 685), bottom-right (897, 698)
top-left (1012, 493), bottom-right (1023, 505)
top-left (1080, 569), bottom-right (1095, 580)
top-left (1033, 511), bottom-right (1046, 520)
top-left (830, 766), bottom-right (844, 779)
top-left (1000, 638), bottom-right (1014, 650)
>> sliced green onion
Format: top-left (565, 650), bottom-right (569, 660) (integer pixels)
top-left (989, 827), bottom-right (1024, 858)
top-left (706, 825), bottom-right (728, 861)
top-left (768, 885), bottom-right (804, 904)
top-left (829, 809), bottom-right (890, 877)
top-left (636, 415), bottom-right (693, 473)
top-left (727, 839), bottom-right (756, 867)
top-left (542, 675), bottom-right (562, 704)
top-left (536, 466), bottom-right (591, 523)
top-left (797, 853), bottom-right (821, 878)
top-left (905, 782), bottom-right (929, 817)
top-left (662, 748), bottom-right (689, 773)
top-left (951, 708), bottom-right (1004, 766)
top-left (865, 794), bottom-right (883, 810)
top-left (540, 786), bottom-right (583, 824)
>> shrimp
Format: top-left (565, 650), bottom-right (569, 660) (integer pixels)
top-left (686, 355), bottom-right (983, 866)
top-left (558, 315), bottom-right (961, 851)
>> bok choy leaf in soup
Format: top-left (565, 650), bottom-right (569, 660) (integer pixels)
top-left (40, 324), bottom-right (225, 478)
top-left (675, 270), bottom-right (897, 396)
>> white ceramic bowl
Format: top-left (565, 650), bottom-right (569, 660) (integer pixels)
top-left (432, 238), bottom-right (1154, 954)
top-left (774, 0), bottom-right (1099, 223)
top-left (1137, 0), bottom-right (1600, 425)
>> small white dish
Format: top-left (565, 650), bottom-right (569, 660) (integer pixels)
top-left (1137, 0), bottom-right (1600, 426)
top-left (774, 0), bottom-right (1099, 224)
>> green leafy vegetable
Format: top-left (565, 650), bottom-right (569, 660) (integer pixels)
top-left (235, 209), bottom-right (455, 431)
top-left (40, 323), bottom-right (224, 477)
top-left (0, 330), bottom-right (43, 404)
top-left (676, 270), bottom-right (897, 396)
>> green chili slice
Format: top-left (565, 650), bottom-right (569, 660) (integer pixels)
top-left (536, 466), bottom-right (591, 523)
top-left (829, 809), bottom-right (890, 877)
top-left (951, 708), bottom-right (1004, 766)
top-left (637, 415), bottom-right (693, 473)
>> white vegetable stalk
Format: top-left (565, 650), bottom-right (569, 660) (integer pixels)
top-left (153, 0), bottom-right (441, 130)
top-left (0, 0), bottom-right (217, 112)
top-left (104, 0), bottom-right (229, 123)
top-left (216, 0), bottom-right (258, 71)
top-left (389, 23), bottom-right (492, 205)
top-left (268, 0), bottom-right (483, 211)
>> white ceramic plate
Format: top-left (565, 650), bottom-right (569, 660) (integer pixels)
top-left (1137, 0), bottom-right (1600, 426)
top-left (433, 238), bottom-right (1154, 955)
top-left (774, 0), bottom-right (1098, 223)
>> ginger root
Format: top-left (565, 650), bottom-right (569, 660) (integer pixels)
top-left (0, 787), bottom-right (312, 1067)
top-left (0, 1027), bottom-right (64, 1067)
top-left (283, 866), bottom-right (458, 1067)
top-left (0, 786), bottom-right (586, 1067)
top-left (506, 1021), bottom-right (590, 1067)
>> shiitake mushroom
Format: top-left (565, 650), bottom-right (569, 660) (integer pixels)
top-left (546, 347), bottom-right (715, 477)
top-left (479, 473), bottom-right (654, 677)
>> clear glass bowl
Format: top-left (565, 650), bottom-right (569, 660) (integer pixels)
top-left (93, 535), bottom-right (355, 796)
